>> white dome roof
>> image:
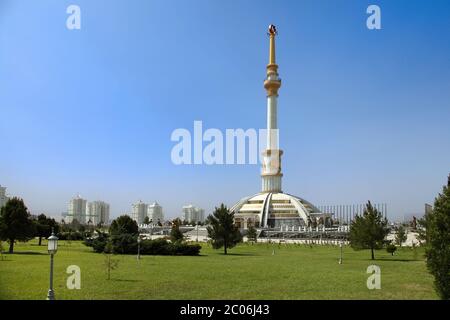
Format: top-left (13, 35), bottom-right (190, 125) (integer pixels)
top-left (230, 192), bottom-right (324, 228)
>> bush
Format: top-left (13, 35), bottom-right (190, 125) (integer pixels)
top-left (141, 238), bottom-right (201, 256)
top-left (173, 242), bottom-right (201, 256)
top-left (58, 231), bottom-right (84, 241)
top-left (83, 234), bottom-right (201, 256)
top-left (141, 238), bottom-right (172, 255)
top-left (386, 243), bottom-right (397, 256)
top-left (111, 234), bottom-right (138, 254)
top-left (84, 231), bottom-right (109, 253)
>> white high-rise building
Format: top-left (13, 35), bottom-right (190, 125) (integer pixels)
top-left (0, 185), bottom-right (9, 208)
top-left (86, 201), bottom-right (110, 225)
top-left (147, 201), bottom-right (163, 224)
top-left (66, 195), bottom-right (87, 224)
top-left (131, 200), bottom-right (148, 225)
top-left (182, 205), bottom-right (205, 224)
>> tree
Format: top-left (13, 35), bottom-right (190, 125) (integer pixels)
top-left (143, 216), bottom-right (150, 225)
top-left (349, 201), bottom-right (389, 260)
top-left (247, 226), bottom-right (257, 243)
top-left (395, 225), bottom-right (407, 246)
top-left (386, 243), bottom-right (397, 256)
top-left (206, 204), bottom-right (242, 254)
top-left (170, 218), bottom-right (184, 243)
top-left (411, 216), bottom-right (418, 230)
top-left (103, 240), bottom-right (118, 280)
top-left (424, 177), bottom-right (450, 299)
top-left (70, 219), bottom-right (81, 231)
top-left (0, 241), bottom-right (4, 260)
top-left (35, 214), bottom-right (59, 246)
top-left (0, 198), bottom-right (36, 253)
top-left (109, 215), bottom-right (138, 235)
top-left (78, 224), bottom-right (86, 233)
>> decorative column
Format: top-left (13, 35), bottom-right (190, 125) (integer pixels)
top-left (261, 24), bottom-right (283, 193)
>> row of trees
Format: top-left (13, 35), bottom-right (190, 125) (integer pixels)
top-left (0, 196), bottom-right (242, 256)
top-left (0, 197), bottom-right (98, 253)
top-left (0, 198), bottom-right (61, 253)
top-left (84, 215), bottom-right (201, 256)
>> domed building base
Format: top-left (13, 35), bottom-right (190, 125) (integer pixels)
top-left (231, 192), bottom-right (328, 229)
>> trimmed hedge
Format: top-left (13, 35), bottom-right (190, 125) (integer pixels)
top-left (84, 235), bottom-right (201, 256)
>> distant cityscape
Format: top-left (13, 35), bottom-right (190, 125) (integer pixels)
top-left (61, 196), bottom-right (206, 226)
top-left (2, 183), bottom-right (205, 227)
top-left (1, 183), bottom-right (429, 226)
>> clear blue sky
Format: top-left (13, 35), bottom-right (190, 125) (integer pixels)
top-left (1, 0), bottom-right (449, 221)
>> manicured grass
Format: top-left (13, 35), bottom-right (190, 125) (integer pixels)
top-left (0, 239), bottom-right (437, 300)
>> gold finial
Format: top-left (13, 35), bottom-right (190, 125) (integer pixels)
top-left (268, 24), bottom-right (277, 65)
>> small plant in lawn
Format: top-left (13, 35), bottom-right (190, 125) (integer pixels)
top-left (247, 226), bottom-right (257, 244)
top-left (412, 242), bottom-right (419, 260)
top-left (104, 240), bottom-right (119, 280)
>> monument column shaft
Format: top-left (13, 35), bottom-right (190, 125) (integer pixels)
top-left (269, 32), bottom-right (276, 64)
top-left (267, 95), bottom-right (278, 149)
top-left (261, 26), bottom-right (283, 193)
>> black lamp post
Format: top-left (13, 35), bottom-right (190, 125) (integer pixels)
top-left (47, 229), bottom-right (58, 300)
top-left (196, 223), bottom-right (199, 242)
top-left (137, 236), bottom-right (141, 261)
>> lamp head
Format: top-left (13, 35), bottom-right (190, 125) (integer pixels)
top-left (47, 228), bottom-right (58, 254)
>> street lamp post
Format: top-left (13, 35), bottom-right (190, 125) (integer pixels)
top-left (137, 236), bottom-right (141, 261)
top-left (339, 238), bottom-right (343, 265)
top-left (47, 229), bottom-right (58, 300)
top-left (196, 224), bottom-right (199, 242)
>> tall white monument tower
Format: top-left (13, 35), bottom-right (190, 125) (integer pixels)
top-left (261, 24), bottom-right (283, 193)
top-left (231, 25), bottom-right (329, 229)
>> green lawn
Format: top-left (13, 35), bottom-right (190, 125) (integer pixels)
top-left (0, 239), bottom-right (438, 300)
